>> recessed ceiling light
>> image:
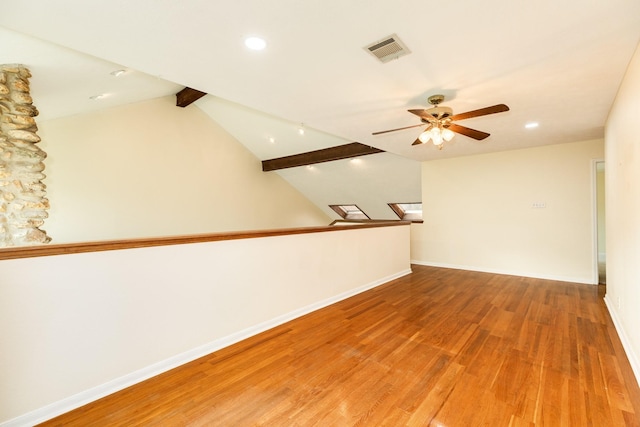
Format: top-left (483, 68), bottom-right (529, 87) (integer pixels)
top-left (525, 122), bottom-right (539, 129)
top-left (89, 94), bottom-right (108, 100)
top-left (110, 69), bottom-right (126, 77)
top-left (268, 137), bottom-right (275, 143)
top-left (350, 158), bottom-right (362, 164)
top-left (306, 165), bottom-right (314, 170)
top-left (244, 36), bottom-right (266, 51)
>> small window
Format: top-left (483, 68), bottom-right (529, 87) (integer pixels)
top-left (329, 204), bottom-right (370, 220)
top-left (388, 202), bottom-right (423, 222)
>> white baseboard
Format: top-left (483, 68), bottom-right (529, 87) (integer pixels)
top-left (604, 295), bottom-right (640, 388)
top-left (1, 268), bottom-right (411, 427)
top-left (410, 260), bottom-right (595, 285)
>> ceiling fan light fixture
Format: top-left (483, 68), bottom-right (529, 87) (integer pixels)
top-left (418, 124), bottom-right (452, 147)
top-left (442, 128), bottom-right (455, 142)
top-left (418, 129), bottom-right (431, 143)
top-left (431, 127), bottom-right (443, 146)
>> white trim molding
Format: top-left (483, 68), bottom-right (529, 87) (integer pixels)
top-left (0, 269), bottom-right (411, 427)
top-left (411, 260), bottom-right (594, 285)
top-left (604, 295), bottom-right (640, 388)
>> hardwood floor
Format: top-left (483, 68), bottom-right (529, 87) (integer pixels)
top-left (40, 265), bottom-right (640, 426)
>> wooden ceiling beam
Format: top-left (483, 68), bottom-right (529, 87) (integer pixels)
top-left (176, 87), bottom-right (207, 107)
top-left (262, 142), bottom-right (384, 172)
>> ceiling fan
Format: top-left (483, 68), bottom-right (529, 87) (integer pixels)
top-left (372, 95), bottom-right (509, 149)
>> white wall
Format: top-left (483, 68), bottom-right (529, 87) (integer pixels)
top-left (604, 40), bottom-right (640, 385)
top-left (0, 224), bottom-right (411, 425)
top-left (275, 152), bottom-right (422, 221)
top-left (412, 139), bottom-right (604, 283)
top-left (38, 96), bottom-right (330, 244)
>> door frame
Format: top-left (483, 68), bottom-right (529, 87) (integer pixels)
top-left (591, 158), bottom-right (605, 285)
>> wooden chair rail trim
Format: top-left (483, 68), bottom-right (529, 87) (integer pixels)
top-left (0, 221), bottom-right (410, 261)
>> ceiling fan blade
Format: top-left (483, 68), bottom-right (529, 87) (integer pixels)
top-left (447, 123), bottom-right (490, 140)
top-left (372, 123), bottom-right (424, 135)
top-left (411, 138), bottom-right (423, 146)
top-left (450, 104), bottom-right (509, 121)
top-left (408, 109), bottom-right (437, 121)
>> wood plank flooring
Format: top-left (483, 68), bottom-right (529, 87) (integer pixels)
top-left (40, 265), bottom-right (640, 426)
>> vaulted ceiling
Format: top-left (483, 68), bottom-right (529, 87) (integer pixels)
top-left (2, 1), bottom-right (639, 220)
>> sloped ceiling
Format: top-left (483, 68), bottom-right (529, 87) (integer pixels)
top-left (1, 1), bottom-right (639, 221)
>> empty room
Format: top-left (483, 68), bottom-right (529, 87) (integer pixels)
top-left (1, 1), bottom-right (640, 425)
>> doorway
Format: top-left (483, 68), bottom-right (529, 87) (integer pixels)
top-left (595, 160), bottom-right (606, 285)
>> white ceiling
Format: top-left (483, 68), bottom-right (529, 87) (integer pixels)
top-left (194, 95), bottom-right (422, 220)
top-left (1, 1), bottom-right (639, 220)
top-left (2, 0), bottom-right (639, 161)
top-left (0, 27), bottom-right (182, 122)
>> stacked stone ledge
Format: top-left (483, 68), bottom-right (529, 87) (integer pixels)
top-left (0, 65), bottom-right (50, 246)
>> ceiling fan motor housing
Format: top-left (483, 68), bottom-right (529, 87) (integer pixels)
top-left (427, 94), bottom-right (445, 105)
top-left (428, 106), bottom-right (453, 120)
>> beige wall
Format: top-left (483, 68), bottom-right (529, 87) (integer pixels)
top-left (412, 139), bottom-right (604, 283)
top-left (0, 224), bottom-right (411, 424)
top-left (38, 96), bottom-right (330, 244)
top-left (0, 96), bottom-right (414, 424)
top-left (604, 40), bottom-right (640, 384)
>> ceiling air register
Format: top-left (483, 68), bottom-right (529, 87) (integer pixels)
top-left (364, 34), bottom-right (411, 63)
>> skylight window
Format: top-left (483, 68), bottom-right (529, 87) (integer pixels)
top-left (388, 202), bottom-right (423, 222)
top-left (329, 204), bottom-right (370, 221)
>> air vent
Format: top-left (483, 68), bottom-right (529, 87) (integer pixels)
top-left (364, 34), bottom-right (411, 63)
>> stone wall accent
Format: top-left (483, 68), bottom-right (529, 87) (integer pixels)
top-left (0, 65), bottom-right (50, 246)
